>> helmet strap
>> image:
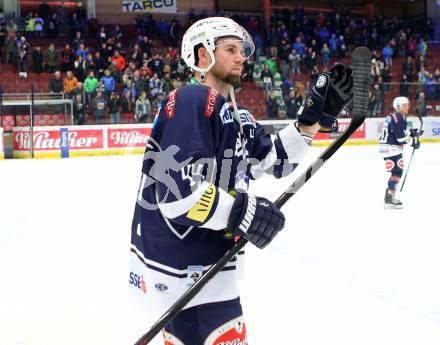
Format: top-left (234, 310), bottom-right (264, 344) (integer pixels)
top-left (200, 73), bottom-right (206, 82)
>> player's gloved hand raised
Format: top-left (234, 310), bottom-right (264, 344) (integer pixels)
top-left (227, 192), bottom-right (285, 249)
top-left (410, 128), bottom-right (421, 149)
top-left (297, 63), bottom-right (353, 132)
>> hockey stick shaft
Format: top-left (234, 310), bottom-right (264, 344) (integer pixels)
top-left (134, 46), bottom-right (371, 345)
top-left (400, 113), bottom-right (424, 192)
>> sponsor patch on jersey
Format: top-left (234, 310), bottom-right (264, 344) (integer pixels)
top-left (204, 316), bottom-right (247, 345)
top-left (187, 265), bottom-right (203, 286)
top-left (128, 271), bottom-right (147, 295)
top-left (316, 74), bottom-right (327, 88)
top-left (186, 184), bottom-right (217, 223)
top-left (239, 110), bottom-right (256, 127)
top-left (385, 159), bottom-right (395, 172)
top-left (165, 89), bottom-right (178, 119)
top-left (220, 103), bottom-right (233, 124)
top-left (154, 283), bottom-right (168, 292)
top-left (205, 88), bottom-right (220, 117)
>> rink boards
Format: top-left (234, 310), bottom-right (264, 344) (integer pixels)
top-left (2, 117), bottom-right (440, 159)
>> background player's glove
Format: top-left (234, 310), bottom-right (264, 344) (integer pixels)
top-left (227, 192), bottom-right (285, 249)
top-left (410, 128), bottom-right (421, 149)
top-left (297, 63), bottom-right (353, 132)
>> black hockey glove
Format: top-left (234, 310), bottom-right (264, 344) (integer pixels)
top-left (410, 128), bottom-right (421, 149)
top-left (227, 192), bottom-right (285, 249)
top-left (297, 63), bottom-right (353, 132)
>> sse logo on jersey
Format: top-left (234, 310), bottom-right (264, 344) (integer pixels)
top-left (129, 272), bottom-right (147, 294)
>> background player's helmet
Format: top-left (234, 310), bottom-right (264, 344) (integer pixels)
top-left (181, 17), bottom-right (255, 74)
top-left (393, 96), bottom-right (410, 111)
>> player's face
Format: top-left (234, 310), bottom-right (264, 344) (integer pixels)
top-left (211, 38), bottom-right (245, 87)
top-left (401, 103), bottom-right (410, 114)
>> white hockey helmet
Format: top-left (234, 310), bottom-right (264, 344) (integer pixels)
top-left (181, 17), bottom-right (255, 74)
top-left (393, 96), bottom-right (409, 111)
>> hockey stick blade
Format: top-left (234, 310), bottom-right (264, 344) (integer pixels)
top-left (133, 46), bottom-right (371, 345)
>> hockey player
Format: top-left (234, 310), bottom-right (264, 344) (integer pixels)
top-left (129, 17), bottom-right (353, 345)
top-left (379, 96), bottom-right (420, 209)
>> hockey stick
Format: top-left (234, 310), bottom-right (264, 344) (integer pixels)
top-left (133, 46), bottom-right (371, 345)
top-left (400, 113), bottom-right (424, 192)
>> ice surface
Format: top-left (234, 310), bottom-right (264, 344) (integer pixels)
top-left (0, 144), bottom-right (439, 345)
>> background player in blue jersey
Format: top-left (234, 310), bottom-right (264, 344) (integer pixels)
top-left (379, 96), bottom-right (420, 209)
top-left (129, 17), bottom-right (353, 345)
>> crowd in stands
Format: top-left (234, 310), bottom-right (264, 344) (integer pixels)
top-left (0, 3), bottom-right (438, 124)
top-left (257, 7), bottom-right (436, 118)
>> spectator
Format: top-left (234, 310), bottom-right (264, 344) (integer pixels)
top-left (260, 64), bottom-right (273, 96)
top-left (97, 26), bottom-right (107, 44)
top-left (402, 56), bottom-right (413, 82)
top-left (418, 38), bottom-right (427, 57)
top-left (285, 88), bottom-right (302, 119)
top-left (416, 92), bottom-right (427, 117)
top-left (122, 79), bottom-right (137, 101)
top-left (76, 43), bottom-right (88, 60)
top-left (63, 71), bottom-right (78, 98)
top-left (382, 43), bottom-right (393, 67)
top-left (44, 43), bottom-right (58, 73)
top-left (135, 91), bottom-right (151, 122)
top-left (46, 13), bottom-right (59, 39)
top-left (73, 93), bottom-right (86, 125)
top-left (424, 73), bottom-right (436, 100)
top-left (265, 55), bottom-right (278, 75)
top-left (278, 59), bottom-right (290, 81)
top-left (61, 44), bottom-right (75, 72)
top-left (74, 82), bottom-right (85, 100)
top-left (14, 39), bottom-right (29, 79)
top-left (84, 53), bottom-right (97, 75)
top-left (72, 31), bottom-right (84, 51)
top-left (121, 90), bottom-right (134, 121)
top-left (34, 13), bottom-right (44, 38)
top-left (371, 83), bottom-right (382, 116)
top-left (321, 43), bottom-right (330, 67)
top-left (94, 51), bottom-right (106, 78)
top-left (25, 13), bottom-right (36, 38)
top-left (92, 90), bottom-right (106, 124)
top-left (132, 69), bottom-right (147, 97)
top-left (101, 69), bottom-right (116, 98)
top-left (162, 73), bottom-right (174, 96)
top-left (266, 92), bottom-right (279, 119)
top-left (148, 53), bottom-right (165, 78)
top-left (32, 46), bottom-right (44, 74)
top-left (407, 36), bottom-right (417, 57)
top-left (400, 74), bottom-right (409, 98)
top-left (111, 50), bottom-right (126, 74)
top-left (73, 55), bottom-right (86, 82)
top-left (107, 92), bottom-right (121, 124)
top-left (292, 36), bottom-right (304, 56)
top-left (48, 71), bottom-right (63, 93)
top-left (84, 70), bottom-right (99, 104)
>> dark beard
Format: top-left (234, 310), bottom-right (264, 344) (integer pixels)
top-left (211, 66), bottom-right (241, 87)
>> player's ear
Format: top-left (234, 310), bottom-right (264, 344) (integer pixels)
top-left (197, 46), bottom-right (211, 68)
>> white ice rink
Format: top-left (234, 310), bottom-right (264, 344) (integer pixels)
top-left (1, 143), bottom-right (439, 345)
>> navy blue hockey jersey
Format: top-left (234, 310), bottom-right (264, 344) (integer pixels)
top-left (129, 84), bottom-right (308, 312)
top-left (379, 111), bottom-right (409, 158)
